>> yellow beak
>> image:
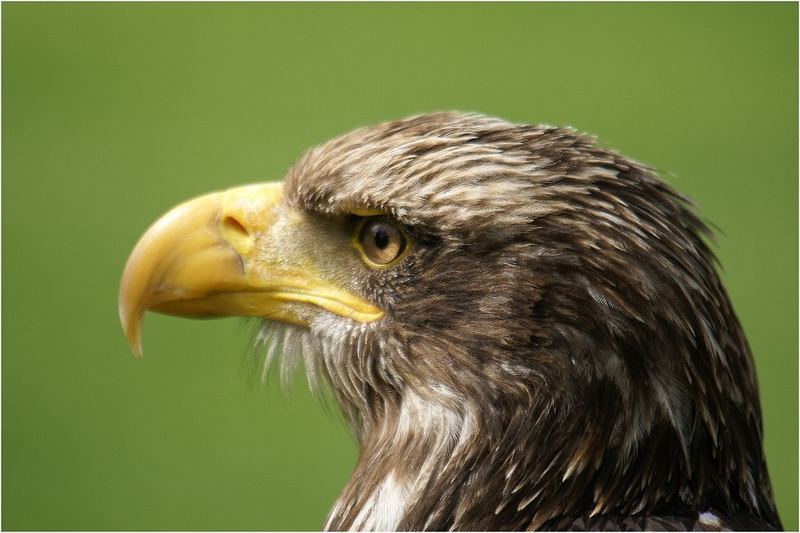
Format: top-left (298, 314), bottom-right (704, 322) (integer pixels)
top-left (119, 182), bottom-right (384, 358)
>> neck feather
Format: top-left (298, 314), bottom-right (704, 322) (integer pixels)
top-left (325, 387), bottom-right (475, 531)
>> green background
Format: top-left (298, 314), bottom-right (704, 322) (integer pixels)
top-left (3, 2), bottom-right (797, 530)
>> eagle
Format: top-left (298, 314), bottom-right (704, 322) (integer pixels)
top-left (119, 112), bottom-right (781, 531)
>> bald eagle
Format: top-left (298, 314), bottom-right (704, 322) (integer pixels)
top-left (119, 112), bottom-right (780, 531)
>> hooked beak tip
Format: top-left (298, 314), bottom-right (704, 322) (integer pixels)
top-left (119, 300), bottom-right (144, 359)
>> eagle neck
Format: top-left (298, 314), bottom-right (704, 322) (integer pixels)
top-left (324, 386), bottom-right (477, 531)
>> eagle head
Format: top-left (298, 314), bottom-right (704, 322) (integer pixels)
top-left (119, 112), bottom-right (780, 530)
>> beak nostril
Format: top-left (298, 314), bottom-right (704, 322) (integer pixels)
top-left (223, 216), bottom-right (249, 238)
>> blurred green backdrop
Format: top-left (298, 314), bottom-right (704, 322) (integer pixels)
top-left (3, 2), bottom-right (797, 530)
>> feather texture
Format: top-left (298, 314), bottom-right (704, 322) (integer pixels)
top-left (258, 112), bottom-right (780, 530)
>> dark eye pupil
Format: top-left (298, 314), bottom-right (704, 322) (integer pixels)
top-left (372, 226), bottom-right (390, 249)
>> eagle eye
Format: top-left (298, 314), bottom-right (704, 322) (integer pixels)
top-left (354, 216), bottom-right (410, 268)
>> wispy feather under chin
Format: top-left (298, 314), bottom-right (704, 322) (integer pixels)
top-left (248, 321), bottom-right (318, 392)
top-left (247, 319), bottom-right (356, 426)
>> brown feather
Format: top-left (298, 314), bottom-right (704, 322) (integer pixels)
top-left (261, 112), bottom-right (780, 530)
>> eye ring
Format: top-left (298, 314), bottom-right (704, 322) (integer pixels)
top-left (352, 216), bottom-right (412, 269)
